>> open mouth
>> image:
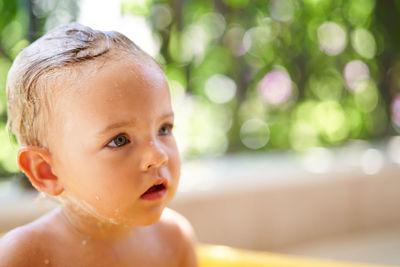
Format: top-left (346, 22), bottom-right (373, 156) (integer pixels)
top-left (140, 182), bottom-right (167, 200)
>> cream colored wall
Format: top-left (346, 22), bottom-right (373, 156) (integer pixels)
top-left (169, 164), bottom-right (400, 250)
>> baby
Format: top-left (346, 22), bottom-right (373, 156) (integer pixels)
top-left (0, 23), bottom-right (197, 266)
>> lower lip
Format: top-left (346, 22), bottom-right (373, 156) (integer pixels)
top-left (140, 187), bottom-right (167, 201)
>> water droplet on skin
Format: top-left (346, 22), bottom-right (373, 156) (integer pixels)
top-left (114, 208), bottom-right (120, 215)
top-left (95, 196), bottom-right (100, 201)
top-left (44, 259), bottom-right (50, 264)
top-left (82, 240), bottom-right (87, 245)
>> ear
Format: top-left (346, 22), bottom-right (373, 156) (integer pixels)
top-left (17, 146), bottom-right (64, 196)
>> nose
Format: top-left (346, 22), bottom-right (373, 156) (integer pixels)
top-left (140, 140), bottom-right (168, 171)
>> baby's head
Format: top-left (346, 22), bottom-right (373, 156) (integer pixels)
top-left (6, 23), bottom-right (180, 227)
top-left (7, 22), bottom-right (146, 147)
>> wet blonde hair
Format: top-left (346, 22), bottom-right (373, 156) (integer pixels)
top-left (6, 22), bottom-right (149, 147)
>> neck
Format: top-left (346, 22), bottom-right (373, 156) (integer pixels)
top-left (58, 196), bottom-right (138, 240)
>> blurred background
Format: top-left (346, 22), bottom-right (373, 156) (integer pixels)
top-left (2, 0), bottom-right (400, 171)
top-left (0, 0), bottom-right (399, 265)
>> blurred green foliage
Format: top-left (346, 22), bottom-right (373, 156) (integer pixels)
top-left (130, 0), bottom-right (400, 157)
top-left (1, 0), bottom-right (400, 179)
top-left (0, 0), bottom-right (77, 179)
top-left (0, 0), bottom-right (27, 178)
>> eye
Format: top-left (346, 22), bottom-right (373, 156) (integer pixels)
top-left (107, 134), bottom-right (130, 148)
top-left (159, 124), bottom-right (173, 136)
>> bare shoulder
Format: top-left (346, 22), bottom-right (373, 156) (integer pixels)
top-left (0, 223), bottom-right (44, 266)
top-left (159, 208), bottom-right (196, 242)
top-left (0, 210), bottom-right (61, 267)
top-left (156, 208), bottom-right (198, 266)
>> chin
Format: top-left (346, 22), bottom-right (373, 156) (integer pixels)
top-left (123, 207), bottom-right (165, 226)
top-left (146, 207), bottom-right (166, 224)
top-left (140, 216), bottom-right (162, 226)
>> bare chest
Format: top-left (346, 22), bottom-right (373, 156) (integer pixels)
top-left (38, 238), bottom-right (181, 267)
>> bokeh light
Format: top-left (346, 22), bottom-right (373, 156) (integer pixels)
top-left (308, 70), bottom-right (343, 101)
top-left (317, 22), bottom-right (347, 56)
top-left (289, 121), bottom-right (319, 151)
top-left (360, 148), bottom-right (383, 175)
top-left (301, 147), bottom-right (333, 173)
top-left (205, 74), bottom-right (237, 104)
top-left (344, 0), bottom-right (375, 26)
top-left (353, 80), bottom-right (379, 112)
top-left (351, 28), bottom-right (376, 59)
top-left (243, 24), bottom-right (276, 56)
top-left (391, 94), bottom-right (400, 129)
top-left (150, 4), bottom-right (172, 30)
top-left (44, 6), bottom-right (74, 31)
top-left (387, 136), bottom-right (400, 164)
top-left (80, 0), bottom-right (121, 29)
top-left (239, 97), bottom-right (267, 123)
top-left (199, 13), bottom-right (226, 40)
top-left (180, 24), bottom-right (208, 64)
top-left (345, 104), bottom-right (363, 138)
top-left (224, 27), bottom-right (246, 56)
top-left (173, 95), bottom-right (230, 157)
top-left (313, 101), bottom-right (349, 144)
top-left (257, 69), bottom-right (292, 105)
top-left (269, 0), bottom-right (295, 23)
top-left (1, 20), bottom-right (25, 56)
top-left (290, 101), bottom-right (320, 151)
top-left (240, 119), bottom-right (270, 150)
top-left (343, 60), bottom-right (370, 91)
top-left (121, 0), bottom-right (152, 16)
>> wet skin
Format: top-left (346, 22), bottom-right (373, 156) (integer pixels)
top-left (0, 53), bottom-right (197, 266)
top-left (49, 52), bottom-right (181, 234)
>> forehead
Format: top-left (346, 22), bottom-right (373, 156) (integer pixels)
top-left (69, 51), bottom-right (161, 87)
top-left (56, 53), bottom-right (168, 104)
top-left (50, 54), bottom-right (171, 132)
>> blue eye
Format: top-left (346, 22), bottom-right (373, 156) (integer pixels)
top-left (107, 134), bottom-right (130, 148)
top-left (159, 124), bottom-right (173, 136)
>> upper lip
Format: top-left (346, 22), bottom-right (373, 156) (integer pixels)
top-left (142, 177), bottom-right (168, 195)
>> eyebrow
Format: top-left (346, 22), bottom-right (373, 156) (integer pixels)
top-left (97, 112), bottom-right (174, 136)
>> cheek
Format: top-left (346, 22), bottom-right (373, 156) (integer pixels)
top-left (83, 156), bottom-right (136, 189)
top-left (56, 151), bottom-right (135, 198)
top-left (168, 145), bottom-right (181, 180)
